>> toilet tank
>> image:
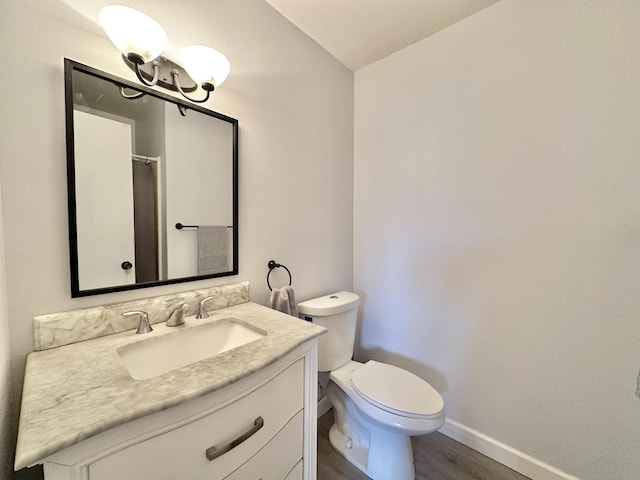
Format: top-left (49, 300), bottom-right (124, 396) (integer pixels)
top-left (297, 291), bottom-right (360, 372)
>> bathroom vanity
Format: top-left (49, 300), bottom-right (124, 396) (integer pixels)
top-left (15, 287), bottom-right (325, 480)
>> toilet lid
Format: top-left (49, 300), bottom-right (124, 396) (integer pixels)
top-left (351, 361), bottom-right (444, 418)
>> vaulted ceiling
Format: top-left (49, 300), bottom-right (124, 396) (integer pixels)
top-left (263, 0), bottom-right (501, 70)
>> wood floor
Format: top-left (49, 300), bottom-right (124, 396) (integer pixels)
top-left (317, 411), bottom-right (531, 480)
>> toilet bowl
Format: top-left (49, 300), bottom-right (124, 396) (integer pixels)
top-left (327, 360), bottom-right (444, 480)
top-left (297, 292), bottom-right (445, 480)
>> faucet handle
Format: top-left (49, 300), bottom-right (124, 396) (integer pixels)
top-left (122, 311), bottom-right (153, 334)
top-left (167, 303), bottom-right (189, 327)
top-left (196, 296), bottom-right (215, 319)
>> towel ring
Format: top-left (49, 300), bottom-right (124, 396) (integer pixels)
top-left (267, 260), bottom-right (292, 291)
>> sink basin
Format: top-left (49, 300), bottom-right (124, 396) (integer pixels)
top-left (117, 319), bottom-right (266, 380)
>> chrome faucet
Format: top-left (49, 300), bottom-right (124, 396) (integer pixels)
top-left (196, 296), bottom-right (215, 319)
top-left (167, 303), bottom-right (189, 327)
top-left (122, 311), bottom-right (153, 334)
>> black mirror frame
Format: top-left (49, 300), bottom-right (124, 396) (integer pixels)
top-left (64, 58), bottom-right (239, 297)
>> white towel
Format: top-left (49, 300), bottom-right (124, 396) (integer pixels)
top-left (267, 286), bottom-right (298, 317)
top-left (198, 226), bottom-right (229, 275)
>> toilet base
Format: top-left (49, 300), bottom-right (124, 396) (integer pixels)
top-left (327, 382), bottom-right (415, 480)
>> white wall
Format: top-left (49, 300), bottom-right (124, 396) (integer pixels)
top-left (354, 1), bottom-right (640, 479)
top-left (0, 0), bottom-right (353, 475)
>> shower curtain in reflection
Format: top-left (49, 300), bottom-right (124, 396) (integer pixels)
top-left (132, 159), bottom-right (159, 283)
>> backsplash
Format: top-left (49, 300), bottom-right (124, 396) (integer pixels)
top-left (33, 281), bottom-right (249, 351)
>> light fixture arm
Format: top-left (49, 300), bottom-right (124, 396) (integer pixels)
top-left (119, 86), bottom-right (145, 100)
top-left (170, 70), bottom-right (213, 104)
top-left (133, 60), bottom-right (160, 87)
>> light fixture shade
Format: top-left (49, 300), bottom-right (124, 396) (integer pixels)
top-left (180, 46), bottom-right (231, 88)
top-left (99, 5), bottom-right (167, 63)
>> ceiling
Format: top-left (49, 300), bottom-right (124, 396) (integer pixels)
top-left (263, 0), bottom-right (501, 71)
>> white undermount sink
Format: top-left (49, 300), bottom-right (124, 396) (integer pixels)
top-left (117, 318), bottom-right (266, 380)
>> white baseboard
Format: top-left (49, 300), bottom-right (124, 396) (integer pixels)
top-left (439, 419), bottom-right (580, 480)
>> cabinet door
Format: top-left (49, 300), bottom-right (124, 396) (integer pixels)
top-left (224, 411), bottom-right (303, 480)
top-left (88, 361), bottom-right (303, 480)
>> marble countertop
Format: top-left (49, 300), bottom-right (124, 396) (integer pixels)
top-left (15, 302), bottom-right (325, 470)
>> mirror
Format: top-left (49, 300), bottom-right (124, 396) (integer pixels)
top-left (64, 59), bottom-right (238, 297)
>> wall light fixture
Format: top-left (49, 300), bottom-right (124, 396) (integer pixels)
top-left (99, 5), bottom-right (230, 103)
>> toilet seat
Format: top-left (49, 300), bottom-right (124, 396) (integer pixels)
top-left (330, 360), bottom-right (446, 436)
top-left (350, 361), bottom-right (444, 419)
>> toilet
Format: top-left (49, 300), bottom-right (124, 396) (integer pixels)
top-left (297, 291), bottom-right (445, 480)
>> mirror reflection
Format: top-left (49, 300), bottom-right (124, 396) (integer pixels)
top-left (65, 59), bottom-right (238, 297)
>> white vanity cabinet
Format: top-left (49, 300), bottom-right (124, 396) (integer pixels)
top-left (40, 343), bottom-right (318, 480)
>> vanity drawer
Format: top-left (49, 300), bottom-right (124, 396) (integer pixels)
top-left (89, 360), bottom-right (303, 480)
top-left (224, 410), bottom-right (303, 480)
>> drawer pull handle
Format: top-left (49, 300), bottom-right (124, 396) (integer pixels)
top-left (205, 416), bottom-right (264, 461)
